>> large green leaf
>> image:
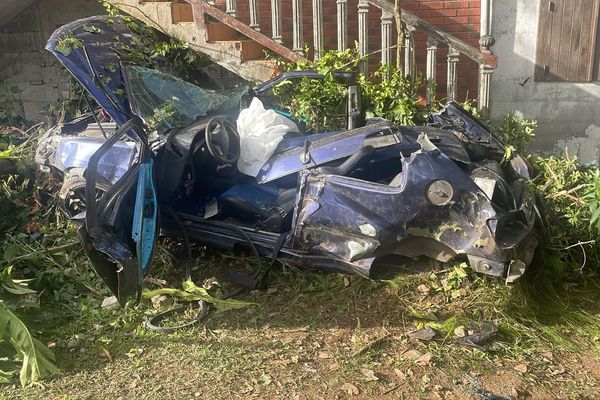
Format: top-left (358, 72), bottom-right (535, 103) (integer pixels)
top-left (143, 280), bottom-right (255, 312)
top-left (0, 301), bottom-right (59, 386)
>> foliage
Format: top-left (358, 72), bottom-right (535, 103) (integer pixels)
top-left (495, 113), bottom-right (537, 161)
top-left (0, 84), bottom-right (23, 126)
top-left (101, 1), bottom-right (209, 83)
top-left (273, 48), bottom-right (426, 131)
top-left (0, 267), bottom-right (59, 386)
top-left (359, 64), bottom-right (427, 125)
top-left (429, 263), bottom-right (470, 300)
top-left (143, 280), bottom-right (255, 312)
top-left (532, 155), bottom-right (600, 279)
top-left (54, 34), bottom-right (83, 57)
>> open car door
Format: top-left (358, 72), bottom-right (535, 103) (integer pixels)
top-left (79, 118), bottom-right (158, 305)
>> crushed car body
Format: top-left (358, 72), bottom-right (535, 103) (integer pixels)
top-left (40, 16), bottom-right (539, 304)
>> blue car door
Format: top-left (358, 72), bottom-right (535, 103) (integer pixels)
top-left (79, 118), bottom-right (158, 305)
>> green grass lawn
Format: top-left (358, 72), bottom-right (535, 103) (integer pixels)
top-left (3, 248), bottom-right (600, 400)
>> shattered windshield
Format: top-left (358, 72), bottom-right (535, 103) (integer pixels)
top-left (124, 66), bottom-right (249, 135)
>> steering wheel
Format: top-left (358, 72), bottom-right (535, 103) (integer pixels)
top-left (204, 117), bottom-right (240, 164)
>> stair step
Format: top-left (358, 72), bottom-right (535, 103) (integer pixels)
top-left (239, 40), bottom-right (267, 61)
top-left (206, 22), bottom-right (241, 41)
top-left (171, 2), bottom-right (193, 23)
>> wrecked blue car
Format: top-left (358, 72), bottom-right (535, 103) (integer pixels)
top-left (39, 16), bottom-right (538, 305)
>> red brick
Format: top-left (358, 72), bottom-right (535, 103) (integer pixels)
top-left (444, 1), bottom-right (471, 9)
top-left (445, 16), bottom-right (469, 24)
top-left (468, 16), bottom-right (480, 24)
top-left (426, 16), bottom-right (445, 25)
top-left (457, 8), bottom-right (480, 16)
top-left (420, 2), bottom-right (445, 10)
top-left (437, 8), bottom-right (458, 16)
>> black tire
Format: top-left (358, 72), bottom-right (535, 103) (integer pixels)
top-left (58, 169), bottom-right (112, 220)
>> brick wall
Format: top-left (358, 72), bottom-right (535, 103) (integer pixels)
top-left (235, 0), bottom-right (481, 101)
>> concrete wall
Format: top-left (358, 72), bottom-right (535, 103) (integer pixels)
top-left (490, 0), bottom-right (600, 162)
top-left (0, 0), bottom-right (105, 121)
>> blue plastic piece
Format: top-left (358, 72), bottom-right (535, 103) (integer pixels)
top-left (132, 159), bottom-right (158, 282)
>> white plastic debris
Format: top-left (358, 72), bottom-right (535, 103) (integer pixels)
top-left (236, 97), bottom-right (299, 176)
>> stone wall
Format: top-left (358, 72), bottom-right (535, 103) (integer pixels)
top-left (0, 0), bottom-right (106, 121)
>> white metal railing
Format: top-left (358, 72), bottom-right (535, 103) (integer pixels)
top-left (175, 0), bottom-right (498, 116)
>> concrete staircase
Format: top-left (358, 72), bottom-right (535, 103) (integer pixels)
top-left (110, 0), bottom-right (497, 115)
top-left (111, 0), bottom-right (304, 82)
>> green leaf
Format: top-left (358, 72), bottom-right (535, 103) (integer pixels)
top-left (143, 280), bottom-right (255, 312)
top-left (0, 301), bottom-right (59, 386)
top-left (83, 25), bottom-right (102, 34)
top-left (2, 284), bottom-right (36, 296)
top-left (54, 43), bottom-right (72, 56)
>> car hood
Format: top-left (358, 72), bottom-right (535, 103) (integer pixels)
top-left (46, 16), bottom-right (139, 126)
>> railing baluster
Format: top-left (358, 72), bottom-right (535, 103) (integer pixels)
top-left (271, 0), bottom-right (282, 43)
top-left (404, 27), bottom-right (416, 77)
top-left (312, 0), bottom-right (324, 59)
top-left (358, 0), bottom-right (369, 73)
top-left (447, 46), bottom-right (459, 102)
top-left (478, 65), bottom-right (493, 118)
top-left (225, 0), bottom-right (237, 17)
top-left (426, 36), bottom-right (438, 105)
top-left (292, 0), bottom-right (303, 55)
top-left (248, 0), bottom-right (260, 31)
top-left (380, 10), bottom-right (393, 65)
top-left (336, 0), bottom-right (347, 51)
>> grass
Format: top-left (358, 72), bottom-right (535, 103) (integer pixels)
top-left (0, 246), bottom-right (599, 399)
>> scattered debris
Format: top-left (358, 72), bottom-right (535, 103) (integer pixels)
top-left (101, 296), bottom-right (119, 308)
top-left (408, 327), bottom-right (436, 341)
top-left (351, 331), bottom-right (391, 357)
top-left (360, 368), bottom-right (379, 381)
top-left (341, 382), bottom-right (360, 395)
top-left (513, 363), bottom-right (528, 374)
top-left (458, 321), bottom-right (498, 350)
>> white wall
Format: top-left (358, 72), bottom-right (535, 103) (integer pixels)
top-left (490, 0), bottom-right (600, 162)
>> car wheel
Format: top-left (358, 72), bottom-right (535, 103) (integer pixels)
top-left (58, 170), bottom-right (112, 220)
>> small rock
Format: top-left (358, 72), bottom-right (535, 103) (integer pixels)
top-left (101, 296), bottom-right (119, 308)
top-left (514, 363), bottom-right (528, 373)
top-left (67, 338), bottom-right (81, 349)
top-left (408, 327), bottom-right (436, 341)
top-left (454, 326), bottom-right (466, 338)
